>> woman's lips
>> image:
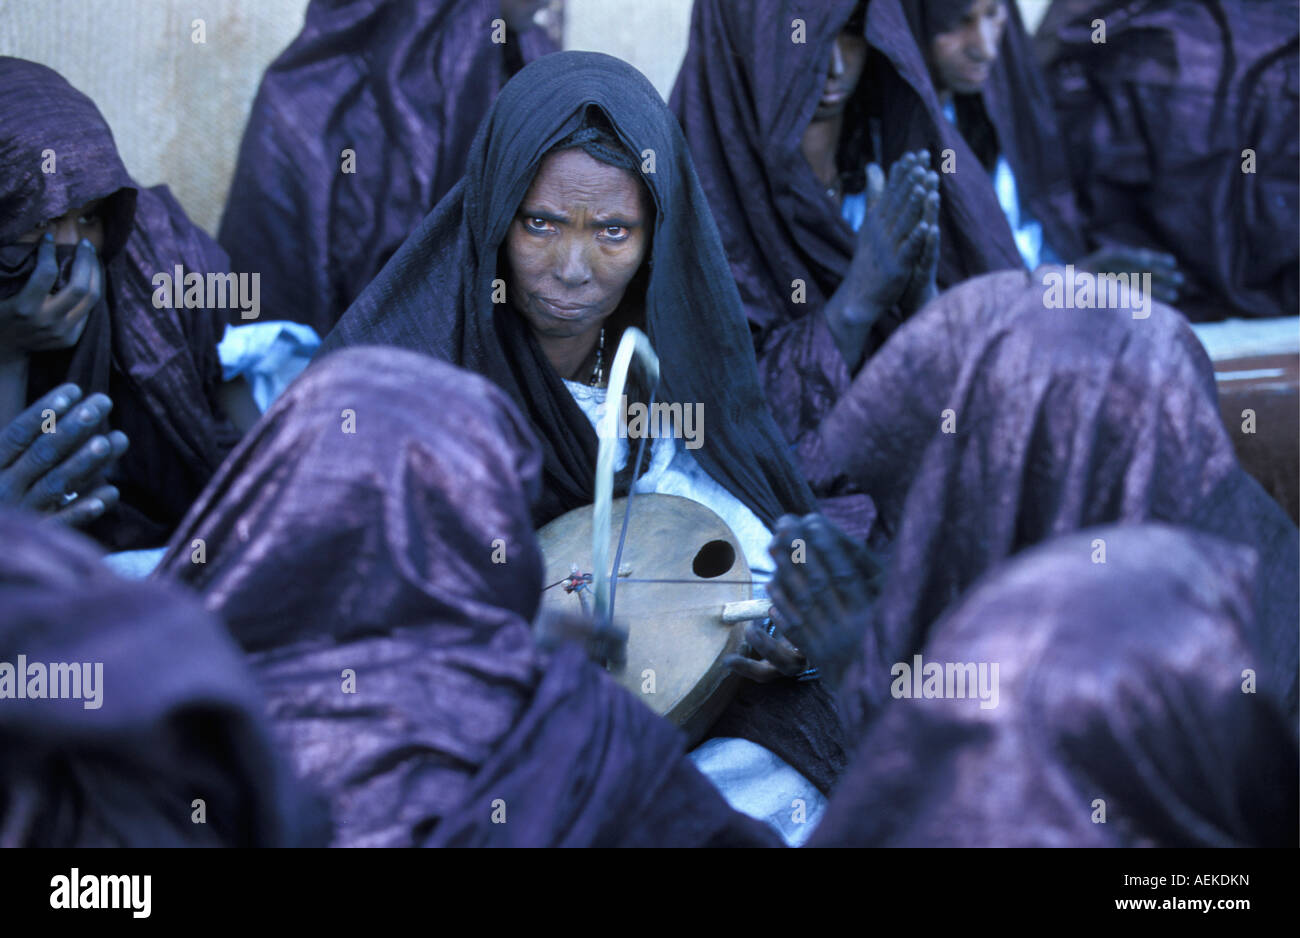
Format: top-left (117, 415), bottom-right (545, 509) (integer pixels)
top-left (819, 88), bottom-right (849, 107)
top-left (537, 297), bottom-right (590, 320)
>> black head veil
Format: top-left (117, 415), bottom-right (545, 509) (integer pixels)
top-left (321, 51), bottom-right (816, 527)
top-left (903, 0), bottom-right (1088, 261)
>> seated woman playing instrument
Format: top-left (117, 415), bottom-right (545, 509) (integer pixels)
top-left (320, 50), bottom-right (848, 834)
top-left (154, 348), bottom-right (783, 847)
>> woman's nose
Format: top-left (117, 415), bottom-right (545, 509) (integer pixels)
top-left (970, 21), bottom-right (1000, 61)
top-left (50, 213), bottom-right (80, 245)
top-left (555, 238), bottom-right (592, 287)
top-left (829, 40), bottom-right (846, 78)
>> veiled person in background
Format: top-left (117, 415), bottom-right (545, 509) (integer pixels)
top-left (671, 0), bottom-right (943, 387)
top-left (670, 0), bottom-right (1179, 382)
top-left (0, 58), bottom-right (239, 552)
top-left (755, 270), bottom-right (1298, 742)
top-left (321, 50), bottom-right (850, 822)
top-left (154, 349), bottom-right (783, 848)
top-left (1036, 0), bottom-right (1297, 321)
top-left (877, 0), bottom-right (1182, 292)
top-left (808, 526), bottom-right (1298, 847)
top-left (219, 0), bottom-right (558, 336)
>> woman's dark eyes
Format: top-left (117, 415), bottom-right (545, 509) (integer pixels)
top-left (76, 213), bottom-right (100, 226)
top-left (521, 217), bottom-right (629, 242)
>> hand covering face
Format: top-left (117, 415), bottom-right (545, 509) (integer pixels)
top-left (0, 57), bottom-right (238, 551)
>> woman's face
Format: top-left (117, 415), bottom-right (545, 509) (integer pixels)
top-left (12, 198), bottom-right (106, 250)
top-left (505, 148), bottom-right (650, 342)
top-left (813, 30), bottom-right (869, 121)
top-left (928, 0), bottom-right (1007, 94)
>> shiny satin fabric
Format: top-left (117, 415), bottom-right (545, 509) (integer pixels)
top-left (154, 348), bottom-right (781, 847)
top-left (812, 525), bottom-right (1298, 847)
top-left (1035, 0), bottom-right (1298, 320)
top-left (793, 269), bottom-right (1300, 734)
top-left (218, 0), bottom-right (557, 335)
top-left (0, 509), bottom-right (317, 847)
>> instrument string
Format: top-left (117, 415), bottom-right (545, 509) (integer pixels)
top-left (542, 573), bottom-right (755, 592)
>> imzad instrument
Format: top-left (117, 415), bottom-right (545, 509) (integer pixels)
top-left (535, 328), bottom-right (772, 743)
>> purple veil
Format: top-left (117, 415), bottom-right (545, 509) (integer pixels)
top-left (812, 525), bottom-right (1298, 847)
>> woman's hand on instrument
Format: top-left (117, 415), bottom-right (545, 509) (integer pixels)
top-left (762, 513), bottom-right (883, 689)
top-left (0, 382), bottom-right (128, 527)
top-left (725, 618), bottom-right (809, 683)
top-left (532, 608), bottom-right (628, 670)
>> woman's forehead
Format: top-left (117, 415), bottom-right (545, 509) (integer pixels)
top-left (523, 149), bottom-right (648, 215)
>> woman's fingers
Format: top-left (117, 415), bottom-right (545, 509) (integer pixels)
top-left (745, 621), bottom-right (806, 675)
top-left (57, 240), bottom-right (102, 325)
top-left (727, 620), bottom-right (807, 683)
top-left (14, 236), bottom-right (60, 310)
top-left (769, 515), bottom-right (812, 592)
top-left (25, 429), bottom-right (128, 511)
top-left (725, 654), bottom-right (784, 683)
top-left (765, 579), bottom-right (809, 652)
top-left (864, 162), bottom-right (886, 208)
top-left (888, 178), bottom-right (929, 249)
top-left (5, 393), bottom-right (110, 498)
top-left (48, 483), bottom-right (119, 528)
top-left (0, 384), bottom-right (82, 471)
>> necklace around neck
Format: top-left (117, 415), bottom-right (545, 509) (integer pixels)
top-left (587, 326), bottom-right (605, 387)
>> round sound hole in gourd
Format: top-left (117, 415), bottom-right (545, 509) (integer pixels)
top-left (692, 539), bottom-right (736, 578)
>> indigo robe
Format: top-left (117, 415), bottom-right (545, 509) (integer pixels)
top-left (0, 509), bottom-right (318, 847)
top-left (811, 525), bottom-right (1298, 847)
top-left (1036, 0), bottom-right (1298, 320)
top-left (319, 50), bottom-right (848, 794)
top-left (218, 0), bottom-right (557, 335)
top-left (154, 348), bottom-right (782, 847)
top-left (0, 58), bottom-right (238, 551)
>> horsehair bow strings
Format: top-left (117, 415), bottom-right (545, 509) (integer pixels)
top-left (593, 327), bottom-right (660, 628)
